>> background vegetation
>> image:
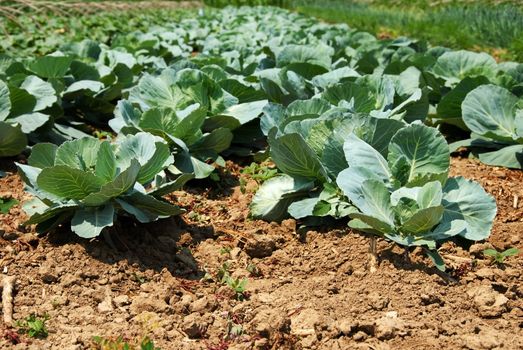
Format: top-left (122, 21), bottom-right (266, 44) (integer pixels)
top-left (202, 0), bottom-right (523, 62)
top-left (293, 0), bottom-right (523, 61)
top-left (1, 0), bottom-right (522, 60)
top-left (0, 1), bottom-right (199, 56)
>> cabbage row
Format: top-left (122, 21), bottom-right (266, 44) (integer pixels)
top-left (1, 6), bottom-right (510, 268)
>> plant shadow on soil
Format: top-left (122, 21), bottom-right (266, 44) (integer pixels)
top-left (184, 164), bottom-right (241, 200)
top-left (40, 169), bottom-right (241, 283)
top-left (44, 215), bottom-right (216, 282)
top-left (3, 154), bottom-right (243, 282)
top-left (0, 156), bottom-right (23, 173)
top-left (379, 247), bottom-right (455, 284)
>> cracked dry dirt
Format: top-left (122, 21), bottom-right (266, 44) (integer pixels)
top-left (0, 157), bottom-right (521, 350)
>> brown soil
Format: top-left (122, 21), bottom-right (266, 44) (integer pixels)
top-left (0, 157), bottom-right (521, 350)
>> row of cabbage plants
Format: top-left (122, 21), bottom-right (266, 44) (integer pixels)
top-left (1, 6), bottom-right (512, 269)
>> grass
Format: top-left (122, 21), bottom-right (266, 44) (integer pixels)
top-left (293, 0), bottom-right (523, 61)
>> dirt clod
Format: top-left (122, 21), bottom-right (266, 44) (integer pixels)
top-left (367, 292), bottom-right (390, 310)
top-left (245, 236), bottom-right (276, 258)
top-left (182, 313), bottom-right (209, 339)
top-left (114, 295), bottom-right (130, 307)
top-left (374, 311), bottom-right (407, 340)
top-left (466, 285), bottom-right (509, 318)
top-left (190, 296), bottom-right (218, 313)
top-left (130, 294), bottom-right (169, 315)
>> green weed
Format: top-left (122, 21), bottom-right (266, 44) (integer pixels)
top-left (15, 314), bottom-right (50, 339)
top-left (0, 197), bottom-right (18, 214)
top-left (92, 336), bottom-right (160, 350)
top-left (483, 247), bottom-right (519, 265)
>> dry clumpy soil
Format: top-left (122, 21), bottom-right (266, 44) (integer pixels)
top-left (0, 157), bottom-right (521, 350)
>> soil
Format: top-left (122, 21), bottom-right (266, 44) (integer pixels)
top-left (0, 156), bottom-right (521, 350)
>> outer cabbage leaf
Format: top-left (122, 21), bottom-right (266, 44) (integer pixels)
top-left (462, 85), bottom-right (520, 142)
top-left (250, 175), bottom-right (314, 222)
top-left (0, 122), bottom-right (27, 157)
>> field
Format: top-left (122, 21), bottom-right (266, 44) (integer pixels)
top-left (0, 2), bottom-right (522, 350)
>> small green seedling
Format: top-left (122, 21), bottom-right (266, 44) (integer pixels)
top-left (483, 247), bottom-right (519, 265)
top-left (140, 338), bottom-right (161, 350)
top-left (217, 262), bottom-right (231, 283)
top-left (92, 336), bottom-right (160, 350)
top-left (220, 246), bottom-right (232, 255)
top-left (0, 197), bottom-right (18, 214)
top-left (216, 262), bottom-right (249, 300)
top-left (131, 273), bottom-right (148, 285)
top-left (225, 277), bottom-right (248, 301)
top-left (240, 162), bottom-right (278, 193)
top-left (241, 162), bottom-right (277, 182)
top-left (246, 263), bottom-right (261, 277)
top-left (228, 322), bottom-right (243, 338)
top-left (16, 314), bottom-right (49, 338)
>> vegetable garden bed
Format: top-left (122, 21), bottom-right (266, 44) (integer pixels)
top-left (0, 5), bottom-right (521, 350)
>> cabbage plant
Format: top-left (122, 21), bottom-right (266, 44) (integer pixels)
top-left (337, 123), bottom-right (497, 269)
top-left (17, 133), bottom-right (192, 238)
top-left (0, 76), bottom-right (57, 156)
top-left (110, 68), bottom-right (269, 176)
top-left (251, 110), bottom-right (405, 223)
top-left (450, 84), bottom-right (523, 169)
top-left (110, 101), bottom-right (233, 179)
